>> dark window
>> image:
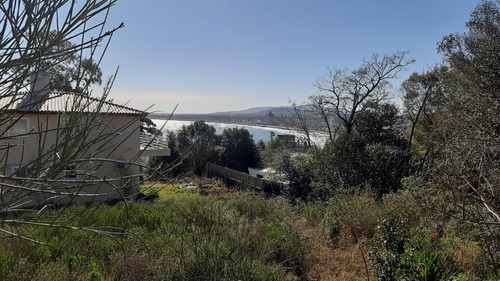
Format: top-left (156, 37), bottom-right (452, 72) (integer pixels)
top-left (63, 165), bottom-right (78, 180)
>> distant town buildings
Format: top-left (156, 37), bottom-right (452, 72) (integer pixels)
top-left (266, 111), bottom-right (276, 125)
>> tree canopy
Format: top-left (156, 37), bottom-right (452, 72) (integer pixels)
top-left (176, 120), bottom-right (219, 176)
top-left (218, 128), bottom-right (260, 172)
top-left (314, 52), bottom-right (414, 134)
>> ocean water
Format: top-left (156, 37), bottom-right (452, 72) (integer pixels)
top-left (152, 119), bottom-right (288, 143)
top-left (152, 119), bottom-right (327, 146)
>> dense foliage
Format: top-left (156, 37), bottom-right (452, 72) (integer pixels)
top-left (0, 190), bottom-right (306, 280)
top-left (218, 127), bottom-right (261, 172)
top-left (150, 121), bottom-right (261, 177)
top-left (261, 2), bottom-right (500, 279)
top-left (4, 1), bottom-right (500, 280)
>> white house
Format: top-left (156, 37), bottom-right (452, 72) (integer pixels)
top-left (0, 75), bottom-right (169, 209)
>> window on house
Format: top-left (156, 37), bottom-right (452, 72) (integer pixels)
top-left (63, 165), bottom-right (78, 181)
top-left (58, 115), bottom-right (87, 137)
top-left (10, 165), bottom-right (40, 189)
top-left (59, 115), bottom-right (86, 128)
top-left (1, 118), bottom-right (29, 137)
top-left (10, 118), bottom-right (29, 135)
top-left (11, 165), bottom-right (33, 177)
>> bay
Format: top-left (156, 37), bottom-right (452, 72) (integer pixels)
top-left (152, 119), bottom-right (328, 146)
top-left (152, 119), bottom-right (289, 143)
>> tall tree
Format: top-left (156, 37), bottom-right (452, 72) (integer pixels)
top-left (425, 1), bottom-right (500, 271)
top-left (436, 0), bottom-right (500, 224)
top-left (35, 31), bottom-right (103, 92)
top-left (354, 101), bottom-right (402, 145)
top-left (402, 66), bottom-right (449, 147)
top-left (401, 66), bottom-right (450, 173)
top-left (177, 120), bottom-right (218, 176)
top-left (322, 101), bottom-right (410, 195)
top-left (314, 52), bottom-right (414, 134)
top-left (218, 128), bottom-right (260, 172)
top-left (309, 94), bottom-right (337, 143)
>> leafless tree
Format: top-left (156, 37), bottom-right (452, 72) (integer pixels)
top-left (315, 52), bottom-right (414, 134)
top-left (308, 94), bottom-right (338, 143)
top-left (280, 101), bottom-right (313, 147)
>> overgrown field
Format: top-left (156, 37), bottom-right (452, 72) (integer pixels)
top-left (0, 184), bottom-right (305, 281)
top-left (0, 182), bottom-right (498, 280)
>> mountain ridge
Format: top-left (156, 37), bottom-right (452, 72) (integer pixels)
top-left (150, 106), bottom-right (291, 123)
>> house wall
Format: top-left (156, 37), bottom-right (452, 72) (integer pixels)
top-left (0, 112), bottom-right (142, 208)
top-left (276, 134), bottom-right (296, 146)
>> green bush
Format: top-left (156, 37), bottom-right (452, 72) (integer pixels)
top-left (369, 216), bottom-right (457, 281)
top-left (327, 189), bottom-right (384, 240)
top-left (0, 252), bottom-right (13, 281)
top-left (0, 193), bottom-right (309, 280)
top-left (277, 153), bottom-right (315, 201)
top-left (256, 221), bottom-right (306, 277)
top-left (321, 209), bottom-right (341, 240)
top-left (34, 245), bottom-right (52, 264)
top-left (302, 204), bottom-right (323, 225)
top-left (34, 262), bottom-right (70, 281)
top-left (369, 216), bottom-right (411, 280)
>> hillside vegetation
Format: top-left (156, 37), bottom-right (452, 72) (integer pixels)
top-left (2, 1), bottom-right (500, 280)
top-left (1, 181), bottom-right (497, 280)
top-left (147, 2), bottom-right (500, 280)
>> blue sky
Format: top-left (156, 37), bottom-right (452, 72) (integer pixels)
top-left (99, 1), bottom-right (480, 114)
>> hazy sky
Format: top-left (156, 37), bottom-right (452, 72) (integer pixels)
top-left (98, 1), bottom-right (480, 114)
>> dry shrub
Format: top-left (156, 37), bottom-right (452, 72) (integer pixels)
top-left (179, 177), bottom-right (222, 188)
top-left (451, 239), bottom-right (490, 277)
top-left (299, 222), bottom-right (372, 281)
top-left (11, 259), bottom-right (75, 281)
top-left (383, 189), bottom-right (422, 224)
top-left (306, 241), bottom-right (372, 281)
top-left (30, 264), bottom-right (72, 281)
top-left (291, 210), bottom-right (372, 281)
top-left (199, 187), bottom-right (236, 198)
top-left (110, 252), bottom-right (156, 281)
top-left (328, 189), bottom-right (384, 241)
top-left (11, 258), bottom-right (39, 281)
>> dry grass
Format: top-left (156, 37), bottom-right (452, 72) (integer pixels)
top-left (454, 240), bottom-right (489, 277)
top-left (294, 217), bottom-right (374, 281)
top-left (110, 252), bottom-right (157, 281)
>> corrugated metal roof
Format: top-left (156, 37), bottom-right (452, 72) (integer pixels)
top-left (0, 92), bottom-right (146, 115)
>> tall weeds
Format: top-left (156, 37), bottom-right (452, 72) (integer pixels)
top-left (0, 194), bottom-right (307, 280)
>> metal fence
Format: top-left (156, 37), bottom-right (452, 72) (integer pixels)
top-left (206, 162), bottom-right (282, 195)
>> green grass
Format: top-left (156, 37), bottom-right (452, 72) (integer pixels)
top-left (0, 190), bottom-right (306, 280)
top-left (0, 182), bottom-right (498, 280)
top-left (140, 183), bottom-right (199, 199)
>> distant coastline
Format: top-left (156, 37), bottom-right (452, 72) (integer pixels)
top-left (152, 119), bottom-right (295, 144)
top-left (149, 106), bottom-right (290, 129)
top-left (149, 106), bottom-right (331, 146)
top-left (151, 115), bottom-right (290, 132)
top-left (151, 118), bottom-right (329, 147)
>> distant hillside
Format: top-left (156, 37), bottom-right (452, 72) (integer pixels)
top-left (149, 105), bottom-right (337, 130)
top-left (150, 106), bottom-right (293, 125)
top-left (210, 107), bottom-right (276, 116)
